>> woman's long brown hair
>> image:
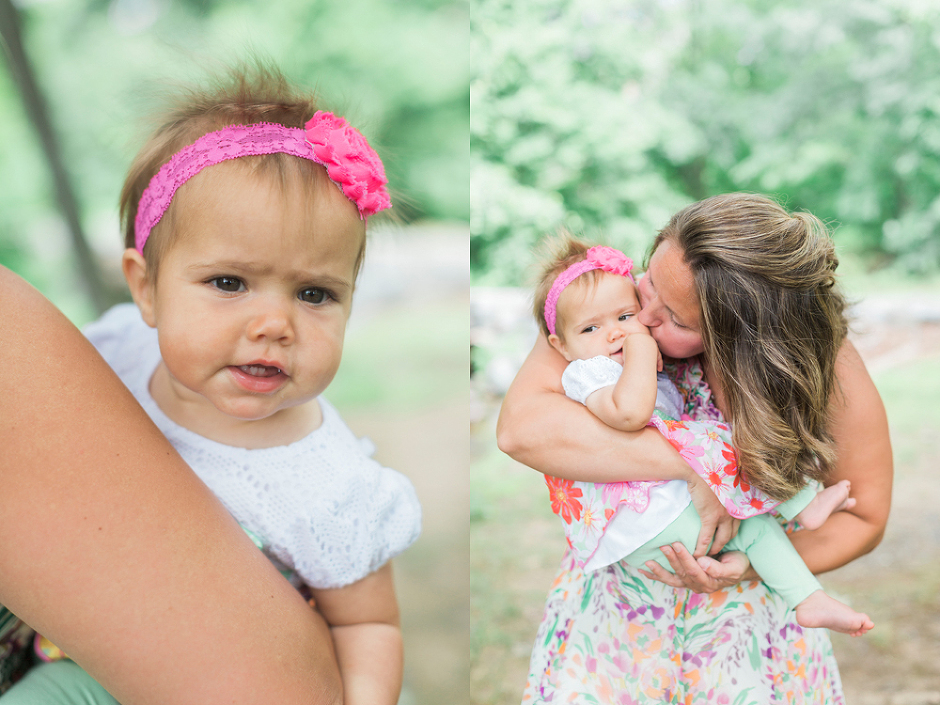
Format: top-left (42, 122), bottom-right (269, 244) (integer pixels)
top-left (652, 193), bottom-right (848, 501)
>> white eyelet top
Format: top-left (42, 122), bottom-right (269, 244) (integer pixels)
top-left (561, 355), bottom-right (685, 419)
top-left (84, 304), bottom-right (422, 589)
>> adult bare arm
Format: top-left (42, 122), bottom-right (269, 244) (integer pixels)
top-left (787, 339), bottom-right (893, 574)
top-left (640, 340), bottom-right (893, 591)
top-left (0, 267), bottom-right (343, 705)
top-left (498, 336), bottom-right (693, 482)
top-left (497, 335), bottom-right (737, 554)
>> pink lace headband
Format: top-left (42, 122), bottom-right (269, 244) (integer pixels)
top-left (544, 246), bottom-right (635, 336)
top-left (134, 111), bottom-right (391, 254)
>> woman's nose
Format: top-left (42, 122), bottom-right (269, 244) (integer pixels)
top-left (637, 300), bottom-right (660, 328)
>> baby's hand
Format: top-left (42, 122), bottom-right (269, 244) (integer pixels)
top-left (625, 327), bottom-right (662, 371)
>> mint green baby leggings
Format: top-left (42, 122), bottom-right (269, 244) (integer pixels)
top-left (0, 660), bottom-right (117, 705)
top-left (624, 500), bottom-right (822, 609)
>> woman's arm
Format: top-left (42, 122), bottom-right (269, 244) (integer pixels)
top-left (0, 267), bottom-right (343, 705)
top-left (642, 339), bottom-right (893, 590)
top-left (311, 563), bottom-right (403, 705)
top-left (497, 335), bottom-right (694, 482)
top-left (787, 339), bottom-right (893, 573)
top-left (498, 335), bottom-right (738, 554)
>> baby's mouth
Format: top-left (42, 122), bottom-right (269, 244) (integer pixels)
top-left (238, 364), bottom-right (283, 378)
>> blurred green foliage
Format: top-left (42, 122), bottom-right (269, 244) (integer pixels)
top-left (471, 0), bottom-right (940, 285)
top-left (0, 0), bottom-right (468, 317)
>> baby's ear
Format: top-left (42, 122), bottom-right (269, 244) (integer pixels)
top-left (121, 249), bottom-right (156, 328)
top-left (548, 333), bottom-right (570, 361)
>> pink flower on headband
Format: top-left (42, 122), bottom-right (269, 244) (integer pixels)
top-left (543, 245), bottom-right (636, 336)
top-left (134, 115), bottom-right (392, 254)
top-left (586, 246), bottom-right (634, 277)
top-left (305, 111), bottom-right (391, 218)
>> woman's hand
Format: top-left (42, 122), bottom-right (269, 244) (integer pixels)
top-left (638, 545), bottom-right (752, 593)
top-left (686, 474), bottom-right (737, 557)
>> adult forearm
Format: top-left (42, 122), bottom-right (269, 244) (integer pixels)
top-left (497, 336), bottom-right (693, 483)
top-left (497, 389), bottom-right (692, 482)
top-left (0, 268), bottom-right (344, 705)
top-left (788, 510), bottom-right (885, 576)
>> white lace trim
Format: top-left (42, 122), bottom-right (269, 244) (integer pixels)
top-left (84, 304), bottom-right (421, 588)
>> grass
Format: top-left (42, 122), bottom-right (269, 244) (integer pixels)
top-left (470, 418), bottom-right (567, 705)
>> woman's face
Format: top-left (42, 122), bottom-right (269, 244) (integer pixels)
top-left (636, 239), bottom-right (706, 359)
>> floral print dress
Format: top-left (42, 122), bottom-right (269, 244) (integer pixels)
top-left (522, 358), bottom-right (844, 705)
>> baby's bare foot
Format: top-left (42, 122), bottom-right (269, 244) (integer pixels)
top-left (795, 590), bottom-right (874, 637)
top-left (796, 480), bottom-right (855, 530)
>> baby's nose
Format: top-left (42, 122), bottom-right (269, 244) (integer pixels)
top-left (247, 301), bottom-right (295, 342)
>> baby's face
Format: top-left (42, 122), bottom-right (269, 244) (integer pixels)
top-left (145, 161), bottom-right (364, 428)
top-left (551, 272), bottom-right (652, 364)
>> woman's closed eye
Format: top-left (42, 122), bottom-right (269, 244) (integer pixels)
top-left (208, 276), bottom-right (245, 293)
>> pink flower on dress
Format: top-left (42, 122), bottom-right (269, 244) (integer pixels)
top-left (601, 481), bottom-right (630, 505)
top-left (545, 476), bottom-right (583, 524)
top-left (674, 436), bottom-right (706, 470)
top-left (586, 246), bottom-right (634, 278)
top-left (602, 480), bottom-right (655, 513)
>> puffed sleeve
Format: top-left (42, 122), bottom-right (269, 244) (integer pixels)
top-left (561, 355), bottom-right (623, 404)
top-left (263, 404), bottom-right (422, 589)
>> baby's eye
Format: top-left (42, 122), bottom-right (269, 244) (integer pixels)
top-left (581, 325), bottom-right (598, 334)
top-left (209, 277), bottom-right (245, 292)
top-left (619, 313), bottom-right (634, 321)
top-left (299, 287), bottom-right (332, 305)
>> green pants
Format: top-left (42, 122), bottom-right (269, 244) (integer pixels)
top-left (624, 496), bottom-right (822, 609)
top-left (0, 661), bottom-right (117, 705)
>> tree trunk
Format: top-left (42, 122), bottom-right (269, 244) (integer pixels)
top-left (0, 0), bottom-right (118, 314)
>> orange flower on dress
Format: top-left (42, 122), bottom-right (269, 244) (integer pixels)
top-left (545, 476), bottom-right (583, 524)
top-left (706, 468), bottom-right (725, 489)
top-left (721, 442), bottom-right (749, 484)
